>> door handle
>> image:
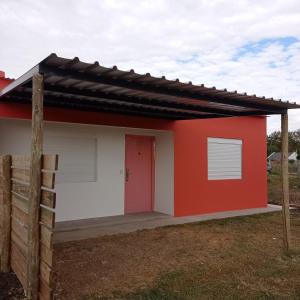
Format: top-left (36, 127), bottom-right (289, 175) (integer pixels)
top-left (125, 168), bottom-right (130, 182)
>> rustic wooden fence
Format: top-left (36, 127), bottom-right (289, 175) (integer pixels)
top-left (0, 154), bottom-right (58, 300)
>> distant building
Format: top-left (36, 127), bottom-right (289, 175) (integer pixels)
top-left (268, 152), bottom-right (297, 161)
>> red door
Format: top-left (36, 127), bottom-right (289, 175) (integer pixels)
top-left (125, 135), bottom-right (154, 214)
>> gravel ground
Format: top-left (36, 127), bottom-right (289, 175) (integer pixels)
top-left (0, 272), bottom-right (25, 300)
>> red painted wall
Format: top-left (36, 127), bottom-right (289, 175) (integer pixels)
top-left (0, 103), bottom-right (173, 131)
top-left (173, 116), bottom-right (268, 216)
top-left (0, 73), bottom-right (173, 131)
top-left (0, 72), bottom-right (13, 89)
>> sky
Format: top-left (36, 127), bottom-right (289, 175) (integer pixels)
top-left (0, 0), bottom-right (300, 133)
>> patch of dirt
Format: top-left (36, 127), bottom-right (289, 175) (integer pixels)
top-left (53, 222), bottom-right (234, 299)
top-left (53, 212), bottom-right (300, 299)
top-left (0, 272), bottom-right (25, 300)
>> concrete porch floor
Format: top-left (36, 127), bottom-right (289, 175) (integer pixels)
top-left (54, 204), bottom-right (281, 243)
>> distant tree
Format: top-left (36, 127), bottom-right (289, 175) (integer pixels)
top-left (267, 131), bottom-right (281, 155)
top-left (289, 130), bottom-right (300, 152)
top-left (267, 129), bottom-right (300, 156)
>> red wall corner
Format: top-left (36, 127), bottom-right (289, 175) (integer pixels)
top-left (173, 116), bottom-right (268, 217)
top-left (0, 73), bottom-right (13, 90)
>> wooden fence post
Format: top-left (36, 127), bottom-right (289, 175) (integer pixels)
top-left (27, 73), bottom-right (44, 300)
top-left (281, 112), bottom-right (291, 251)
top-left (0, 155), bottom-right (12, 272)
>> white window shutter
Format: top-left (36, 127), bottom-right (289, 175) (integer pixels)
top-left (207, 138), bottom-right (242, 180)
top-left (45, 136), bottom-right (97, 183)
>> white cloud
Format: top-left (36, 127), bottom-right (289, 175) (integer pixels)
top-left (0, 0), bottom-right (300, 132)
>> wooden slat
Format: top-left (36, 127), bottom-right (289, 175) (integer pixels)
top-left (12, 181), bottom-right (29, 198)
top-left (41, 190), bottom-right (56, 209)
top-left (11, 230), bottom-right (28, 255)
top-left (12, 193), bottom-right (29, 214)
top-left (11, 240), bottom-right (27, 261)
top-left (39, 278), bottom-right (53, 300)
top-left (11, 218), bottom-right (28, 243)
top-left (12, 154), bottom-right (58, 171)
top-left (12, 181), bottom-right (56, 209)
top-left (11, 153), bottom-right (57, 300)
top-left (40, 224), bottom-right (53, 249)
top-left (0, 155), bottom-right (11, 272)
top-left (10, 151), bottom-right (57, 300)
top-left (11, 169), bottom-right (55, 189)
top-left (40, 158), bottom-right (56, 300)
top-left (28, 73), bottom-right (44, 300)
top-left (42, 154), bottom-right (58, 171)
top-left (0, 161), bottom-right (3, 176)
top-left (12, 168), bottom-right (30, 183)
top-left (281, 112), bottom-right (291, 251)
top-left (12, 205), bottom-right (28, 226)
top-left (40, 244), bottom-right (53, 268)
top-left (42, 172), bottom-right (55, 189)
top-left (40, 207), bottom-right (55, 228)
top-left (11, 171), bottom-right (55, 187)
top-left (11, 241), bottom-right (27, 290)
top-left (11, 253), bottom-right (27, 291)
top-left (12, 170), bottom-right (55, 190)
top-left (11, 155), bottom-right (30, 169)
top-left (11, 227), bottom-right (28, 249)
top-left (40, 261), bottom-right (52, 286)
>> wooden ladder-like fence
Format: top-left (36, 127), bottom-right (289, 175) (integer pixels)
top-left (0, 154), bottom-right (58, 300)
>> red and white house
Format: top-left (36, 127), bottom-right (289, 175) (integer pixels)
top-left (0, 54), bottom-right (298, 222)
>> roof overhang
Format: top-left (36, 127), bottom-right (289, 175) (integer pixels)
top-left (1, 53), bottom-right (299, 120)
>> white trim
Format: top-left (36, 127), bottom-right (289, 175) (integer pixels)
top-left (208, 137), bottom-right (242, 145)
top-left (0, 65), bottom-right (40, 96)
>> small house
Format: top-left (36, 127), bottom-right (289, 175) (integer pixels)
top-left (268, 152), bottom-right (297, 162)
top-left (0, 54), bottom-right (299, 223)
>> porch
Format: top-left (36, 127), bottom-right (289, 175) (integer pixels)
top-left (54, 204), bottom-right (281, 243)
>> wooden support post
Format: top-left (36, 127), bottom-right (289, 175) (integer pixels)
top-left (281, 112), bottom-right (291, 251)
top-left (0, 155), bottom-right (12, 272)
top-left (27, 73), bottom-right (44, 300)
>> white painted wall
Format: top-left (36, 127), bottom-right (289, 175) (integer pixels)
top-left (0, 118), bottom-right (174, 221)
top-left (154, 134), bottom-right (174, 214)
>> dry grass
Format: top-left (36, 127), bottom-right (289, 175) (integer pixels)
top-left (268, 162), bottom-right (300, 206)
top-left (53, 212), bottom-right (300, 300)
top-left (52, 165), bottom-right (300, 299)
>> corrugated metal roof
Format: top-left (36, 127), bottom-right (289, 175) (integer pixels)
top-left (0, 53), bottom-right (299, 120)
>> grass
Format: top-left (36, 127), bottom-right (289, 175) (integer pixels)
top-left (116, 218), bottom-right (300, 300)
top-left (53, 168), bottom-right (300, 299)
top-left (54, 212), bottom-right (300, 300)
top-left (109, 215), bottom-right (300, 300)
top-left (268, 162), bottom-right (300, 206)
